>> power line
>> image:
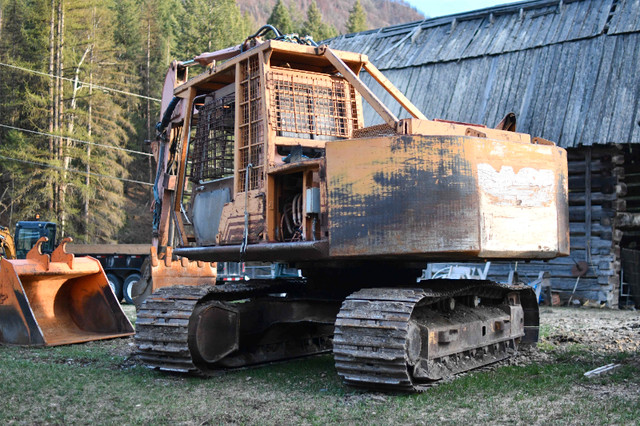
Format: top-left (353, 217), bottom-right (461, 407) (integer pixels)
top-left (0, 61), bottom-right (161, 102)
top-left (0, 123), bottom-right (153, 157)
top-left (0, 154), bottom-right (153, 187)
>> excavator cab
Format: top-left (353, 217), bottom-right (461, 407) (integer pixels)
top-left (0, 237), bottom-right (134, 346)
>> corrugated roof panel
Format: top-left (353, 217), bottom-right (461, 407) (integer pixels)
top-left (608, 0), bottom-right (640, 34)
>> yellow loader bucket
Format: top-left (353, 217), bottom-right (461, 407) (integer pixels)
top-left (0, 237), bottom-right (134, 346)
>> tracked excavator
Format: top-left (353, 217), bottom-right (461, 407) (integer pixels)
top-left (133, 28), bottom-right (569, 392)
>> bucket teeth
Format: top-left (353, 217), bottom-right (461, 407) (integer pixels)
top-left (0, 237), bottom-right (134, 346)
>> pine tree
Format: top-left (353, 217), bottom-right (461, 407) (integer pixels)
top-left (57, 0), bottom-right (132, 241)
top-left (288, 2), bottom-right (304, 34)
top-left (178, 0), bottom-right (251, 58)
top-left (267, 0), bottom-right (293, 35)
top-left (301, 1), bottom-right (338, 42)
top-left (0, 0), bottom-right (55, 226)
top-left (346, 0), bottom-right (367, 33)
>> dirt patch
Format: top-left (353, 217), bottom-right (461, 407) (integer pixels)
top-left (539, 307), bottom-right (640, 354)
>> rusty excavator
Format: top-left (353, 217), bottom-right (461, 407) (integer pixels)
top-left (132, 27), bottom-right (569, 392)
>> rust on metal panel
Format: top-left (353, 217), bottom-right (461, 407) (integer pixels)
top-left (216, 189), bottom-right (265, 245)
top-left (326, 135), bottom-right (480, 258)
top-left (326, 134), bottom-right (569, 260)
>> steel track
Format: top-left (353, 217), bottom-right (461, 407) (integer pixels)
top-left (333, 281), bottom-right (534, 392)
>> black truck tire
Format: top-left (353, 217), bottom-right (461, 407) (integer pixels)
top-left (107, 273), bottom-right (124, 302)
top-left (123, 273), bottom-right (141, 304)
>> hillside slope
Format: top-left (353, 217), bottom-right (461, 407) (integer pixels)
top-left (238, 0), bottom-right (424, 35)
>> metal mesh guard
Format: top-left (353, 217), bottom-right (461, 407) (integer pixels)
top-left (268, 69), bottom-right (357, 139)
top-left (190, 94), bottom-right (235, 182)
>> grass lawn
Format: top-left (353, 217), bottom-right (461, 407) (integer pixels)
top-left (0, 306), bottom-right (638, 424)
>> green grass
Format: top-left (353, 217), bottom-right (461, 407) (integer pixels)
top-left (0, 308), bottom-right (638, 424)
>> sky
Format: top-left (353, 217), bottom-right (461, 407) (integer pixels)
top-left (404, 0), bottom-right (523, 18)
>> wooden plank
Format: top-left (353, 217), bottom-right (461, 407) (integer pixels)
top-left (538, 43), bottom-right (567, 144)
top-left (420, 64), bottom-right (448, 119)
top-left (554, 1), bottom-right (580, 43)
top-left (487, 50), bottom-right (520, 128)
top-left (505, 49), bottom-right (532, 127)
top-left (550, 42), bottom-right (579, 145)
top-left (569, 191), bottom-right (620, 204)
top-left (530, 6), bottom-right (559, 48)
top-left (573, 38), bottom-right (605, 145)
top-left (487, 12), bottom-right (519, 55)
top-left (446, 57), bottom-right (476, 122)
top-left (462, 56), bottom-right (491, 124)
top-left (435, 62), bottom-right (465, 120)
top-left (597, 35), bottom-right (625, 144)
top-left (579, 35), bottom-right (616, 145)
top-left (585, 148), bottom-right (593, 262)
top-left (605, 34), bottom-right (639, 144)
top-left (558, 38), bottom-right (595, 146)
top-left (541, 2), bottom-right (565, 46)
top-left (460, 15), bottom-right (493, 58)
top-left (527, 45), bottom-right (557, 139)
top-left (516, 48), bottom-right (541, 133)
top-left (569, 205), bottom-right (616, 221)
top-left (566, 0), bottom-right (591, 40)
top-left (405, 66), bottom-right (433, 116)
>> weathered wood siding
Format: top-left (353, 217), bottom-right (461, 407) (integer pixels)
top-left (329, 0), bottom-right (640, 148)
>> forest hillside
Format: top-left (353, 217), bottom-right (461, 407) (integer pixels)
top-left (239, 0), bottom-right (423, 34)
top-left (0, 0), bottom-right (423, 243)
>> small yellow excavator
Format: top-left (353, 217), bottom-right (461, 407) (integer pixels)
top-left (0, 224), bottom-right (134, 346)
top-left (0, 226), bottom-right (16, 259)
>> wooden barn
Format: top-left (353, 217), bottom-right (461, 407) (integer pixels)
top-left (328, 0), bottom-right (640, 307)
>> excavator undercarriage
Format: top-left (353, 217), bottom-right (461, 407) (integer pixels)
top-left (135, 28), bottom-right (568, 392)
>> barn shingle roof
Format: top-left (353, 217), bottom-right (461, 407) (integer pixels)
top-left (328, 0), bottom-right (640, 147)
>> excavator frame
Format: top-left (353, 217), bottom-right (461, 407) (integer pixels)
top-left (134, 34), bottom-right (568, 391)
